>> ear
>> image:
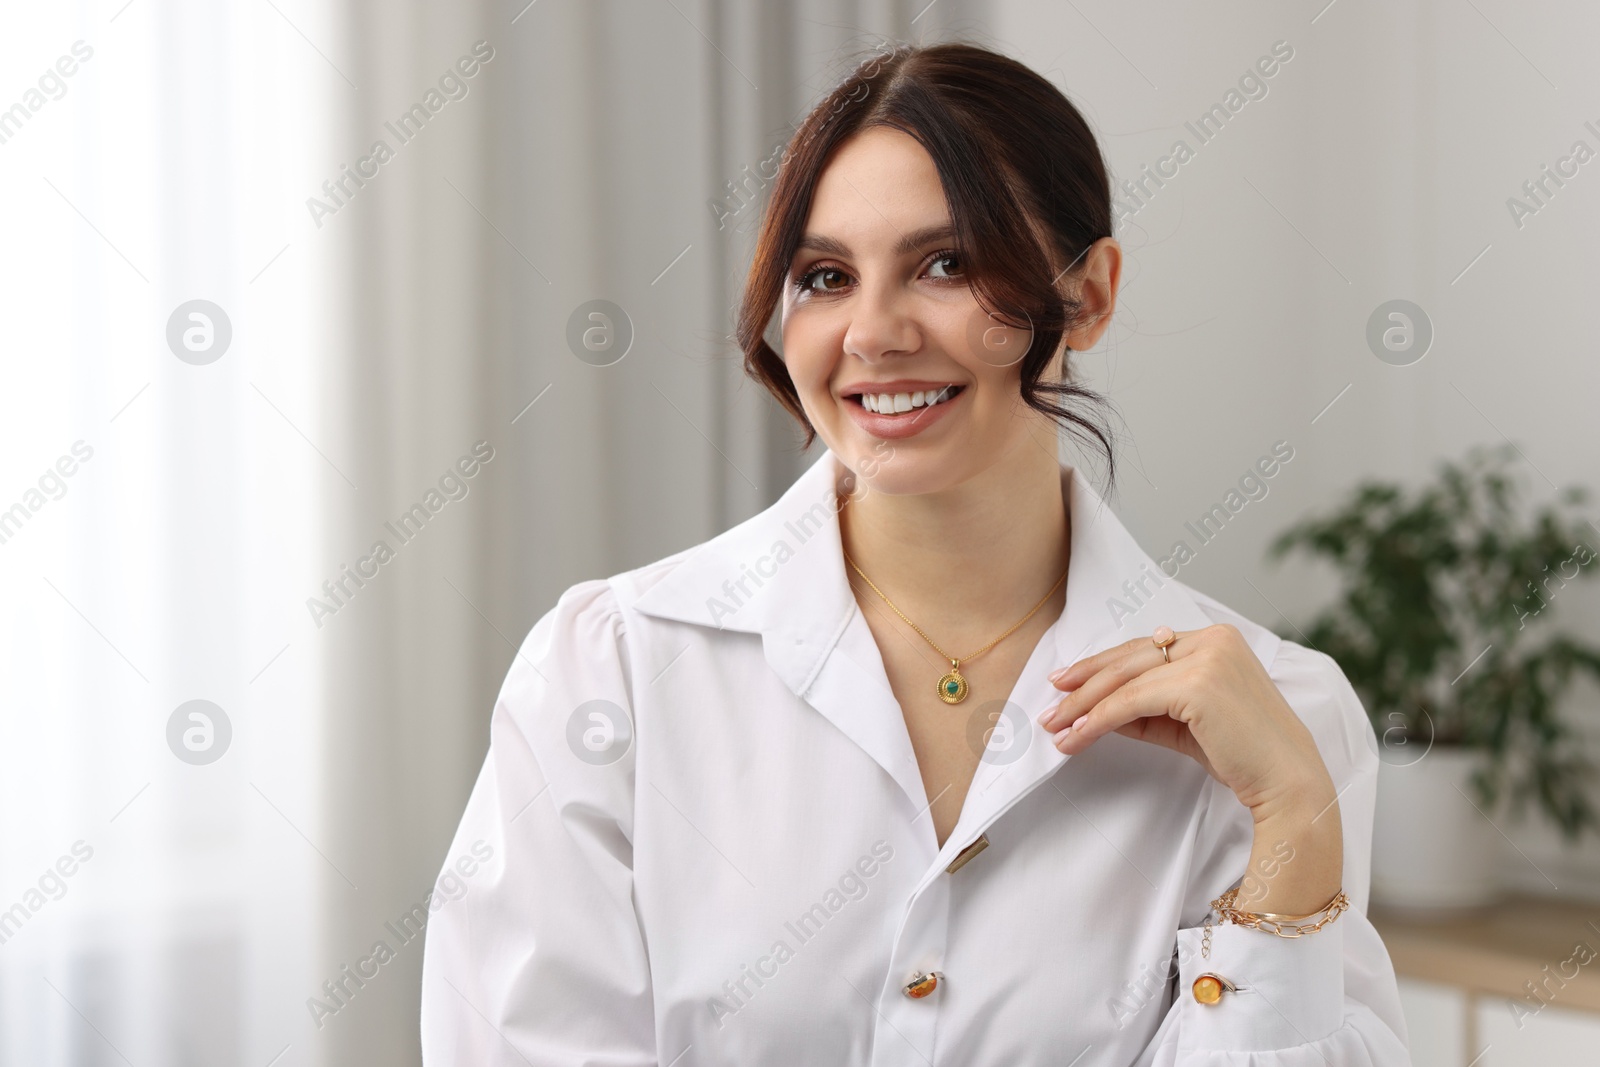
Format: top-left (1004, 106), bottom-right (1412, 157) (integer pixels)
top-left (1061, 237), bottom-right (1121, 352)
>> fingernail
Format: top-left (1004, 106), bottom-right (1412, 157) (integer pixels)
top-left (1053, 724), bottom-right (1073, 748)
top-left (1048, 667), bottom-right (1070, 685)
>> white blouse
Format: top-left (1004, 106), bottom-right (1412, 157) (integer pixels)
top-left (419, 448), bottom-right (1411, 1065)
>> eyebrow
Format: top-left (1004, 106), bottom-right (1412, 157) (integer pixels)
top-left (793, 223), bottom-right (956, 261)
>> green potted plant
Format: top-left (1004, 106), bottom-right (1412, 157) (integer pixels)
top-left (1267, 443), bottom-right (1600, 912)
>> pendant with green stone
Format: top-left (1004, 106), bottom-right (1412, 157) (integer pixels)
top-left (936, 662), bottom-right (969, 704)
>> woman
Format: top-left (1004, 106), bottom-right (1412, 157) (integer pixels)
top-left (420, 41), bottom-right (1410, 1065)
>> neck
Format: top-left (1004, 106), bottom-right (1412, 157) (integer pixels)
top-left (837, 433), bottom-right (1071, 650)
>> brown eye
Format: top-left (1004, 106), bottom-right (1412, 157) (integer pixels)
top-left (794, 266), bottom-right (851, 293)
top-left (927, 252), bottom-right (963, 279)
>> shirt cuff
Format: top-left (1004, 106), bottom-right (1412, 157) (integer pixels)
top-left (1174, 918), bottom-right (1346, 1052)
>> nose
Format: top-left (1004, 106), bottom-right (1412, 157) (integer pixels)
top-left (842, 280), bottom-right (920, 363)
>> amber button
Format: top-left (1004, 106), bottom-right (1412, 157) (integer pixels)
top-left (902, 971), bottom-right (944, 999)
top-left (1192, 972), bottom-right (1235, 1004)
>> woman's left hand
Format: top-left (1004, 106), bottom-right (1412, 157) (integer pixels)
top-left (1039, 623), bottom-right (1332, 821)
top-left (1036, 627), bottom-right (1350, 921)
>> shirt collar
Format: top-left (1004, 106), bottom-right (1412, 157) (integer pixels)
top-left (630, 445), bottom-right (1277, 675)
top-left (628, 446), bottom-right (1280, 871)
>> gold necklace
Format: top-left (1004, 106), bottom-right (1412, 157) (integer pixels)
top-left (840, 542), bottom-right (1068, 706)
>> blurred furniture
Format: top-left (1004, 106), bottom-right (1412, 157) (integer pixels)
top-left (1374, 895), bottom-right (1600, 1066)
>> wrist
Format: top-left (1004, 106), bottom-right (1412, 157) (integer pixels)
top-left (1237, 803), bottom-right (1343, 917)
top-left (1245, 760), bottom-right (1338, 828)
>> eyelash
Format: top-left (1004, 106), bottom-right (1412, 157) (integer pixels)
top-left (791, 249), bottom-right (963, 296)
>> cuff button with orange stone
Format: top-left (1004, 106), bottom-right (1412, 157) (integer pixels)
top-left (902, 971), bottom-right (945, 999)
top-left (1192, 972), bottom-right (1238, 1004)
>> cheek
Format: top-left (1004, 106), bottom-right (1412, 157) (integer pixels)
top-left (941, 299), bottom-right (1018, 378)
top-left (780, 315), bottom-right (837, 391)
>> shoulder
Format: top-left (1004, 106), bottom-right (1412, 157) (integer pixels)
top-left (1178, 578), bottom-right (1378, 776)
top-left (508, 539), bottom-right (707, 693)
top-left (492, 545), bottom-right (728, 812)
top-left (520, 576), bottom-right (627, 665)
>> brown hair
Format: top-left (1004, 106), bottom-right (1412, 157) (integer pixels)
top-left (736, 41), bottom-right (1119, 488)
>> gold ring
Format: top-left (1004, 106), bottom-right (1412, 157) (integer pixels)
top-left (1153, 625), bottom-right (1176, 664)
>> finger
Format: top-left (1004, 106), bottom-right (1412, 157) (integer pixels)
top-left (1111, 716), bottom-right (1210, 770)
top-left (1038, 642), bottom-right (1166, 731)
top-left (1054, 668), bottom-right (1182, 754)
top-left (1049, 627), bottom-right (1198, 691)
top-left (1047, 636), bottom-right (1147, 692)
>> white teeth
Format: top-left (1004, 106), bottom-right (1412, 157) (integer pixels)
top-left (862, 385), bottom-right (957, 414)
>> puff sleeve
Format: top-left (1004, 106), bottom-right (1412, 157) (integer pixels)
top-left (1134, 641), bottom-right (1413, 1066)
top-left (420, 578), bottom-right (656, 1065)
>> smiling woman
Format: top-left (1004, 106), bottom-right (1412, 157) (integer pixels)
top-left (741, 45), bottom-right (1118, 487)
top-left (420, 40), bottom-right (1410, 1067)
top-left (752, 48), bottom-right (1115, 855)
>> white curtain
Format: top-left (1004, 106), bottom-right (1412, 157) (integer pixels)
top-left (0, 0), bottom-right (976, 1063)
top-left (1, 1), bottom-right (328, 1063)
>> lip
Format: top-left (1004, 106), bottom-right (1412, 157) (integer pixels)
top-left (838, 378), bottom-right (963, 396)
top-left (841, 382), bottom-right (966, 440)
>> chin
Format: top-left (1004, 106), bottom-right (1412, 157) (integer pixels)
top-left (836, 444), bottom-right (969, 498)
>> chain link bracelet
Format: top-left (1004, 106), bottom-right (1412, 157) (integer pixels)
top-left (1201, 885), bottom-right (1349, 959)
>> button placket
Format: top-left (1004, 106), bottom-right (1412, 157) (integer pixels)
top-left (872, 873), bottom-right (950, 1065)
top-left (944, 832), bottom-right (989, 874)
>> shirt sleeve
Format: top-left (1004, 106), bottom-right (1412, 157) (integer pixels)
top-left (420, 578), bottom-right (657, 1066)
top-left (1134, 640), bottom-right (1413, 1066)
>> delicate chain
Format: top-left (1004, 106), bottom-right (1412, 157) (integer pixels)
top-left (1203, 885), bottom-right (1349, 957)
top-left (839, 540), bottom-right (1067, 667)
